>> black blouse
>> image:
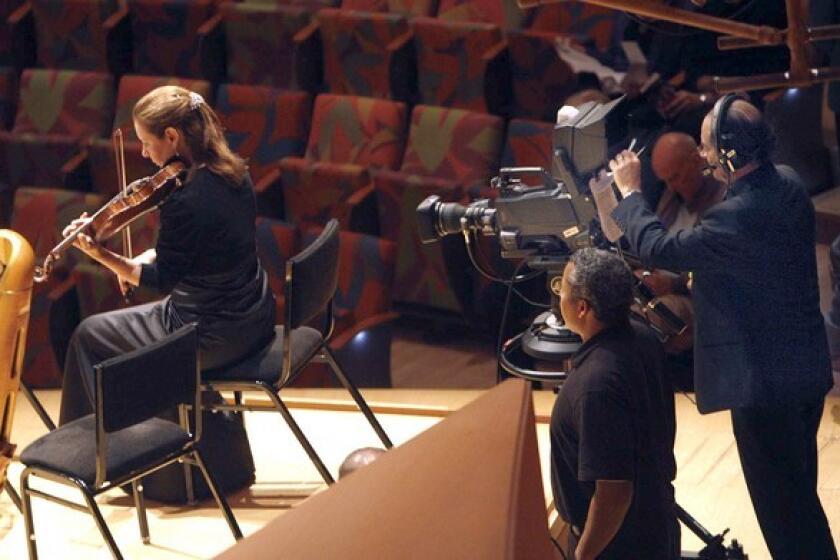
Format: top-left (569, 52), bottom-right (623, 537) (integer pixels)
top-left (139, 166), bottom-right (276, 362)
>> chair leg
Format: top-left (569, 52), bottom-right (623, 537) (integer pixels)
top-left (4, 478), bottom-right (22, 512)
top-left (132, 479), bottom-right (150, 544)
top-left (192, 450), bottom-right (243, 541)
top-left (81, 490), bottom-right (123, 560)
top-left (265, 391), bottom-right (335, 484)
top-left (20, 470), bottom-right (38, 560)
top-left (178, 407), bottom-right (196, 504)
top-left (323, 348), bottom-right (393, 449)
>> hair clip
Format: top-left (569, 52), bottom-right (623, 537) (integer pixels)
top-left (188, 92), bottom-right (204, 110)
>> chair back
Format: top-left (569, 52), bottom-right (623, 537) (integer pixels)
top-left (285, 219), bottom-right (339, 330)
top-left (0, 229), bottom-right (35, 489)
top-left (94, 324), bottom-right (199, 436)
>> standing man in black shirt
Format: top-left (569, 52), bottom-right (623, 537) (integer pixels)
top-left (609, 96), bottom-right (836, 559)
top-left (550, 248), bottom-right (679, 560)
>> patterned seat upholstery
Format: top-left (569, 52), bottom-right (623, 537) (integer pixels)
top-left (11, 187), bottom-right (104, 387)
top-left (221, 2), bottom-right (321, 90)
top-left (0, 69), bottom-right (115, 203)
top-left (128, 0), bottom-right (220, 79)
top-left (373, 104), bottom-right (503, 315)
top-left (341, 0), bottom-right (435, 16)
top-left (243, 0), bottom-right (339, 9)
top-left (507, 29), bottom-right (578, 122)
top-left (279, 94), bottom-right (407, 232)
top-left (298, 227), bottom-right (397, 387)
top-left (500, 118), bottom-right (554, 185)
top-left (435, 0), bottom-right (528, 29)
top-left (317, 9), bottom-right (414, 101)
top-left (411, 17), bottom-right (509, 114)
top-left (29, 0), bottom-right (130, 73)
top-left (86, 75), bottom-right (212, 196)
top-left (215, 83), bottom-right (312, 217)
top-left (529, 2), bottom-right (627, 65)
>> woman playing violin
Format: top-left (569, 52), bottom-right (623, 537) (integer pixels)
top-left (59, 85), bottom-right (276, 425)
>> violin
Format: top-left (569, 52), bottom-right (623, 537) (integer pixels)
top-left (33, 160), bottom-right (187, 283)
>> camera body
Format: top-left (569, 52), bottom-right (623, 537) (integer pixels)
top-left (416, 95), bottom-right (629, 259)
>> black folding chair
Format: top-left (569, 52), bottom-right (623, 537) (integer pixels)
top-left (18, 324), bottom-right (242, 560)
top-left (203, 219), bottom-right (393, 484)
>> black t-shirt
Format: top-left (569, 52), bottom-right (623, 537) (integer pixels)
top-left (550, 320), bottom-right (677, 559)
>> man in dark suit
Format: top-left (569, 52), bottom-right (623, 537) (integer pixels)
top-left (607, 97), bottom-right (836, 559)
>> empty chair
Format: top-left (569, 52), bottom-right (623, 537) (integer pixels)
top-left (411, 17), bottom-right (509, 114)
top-left (128, 0), bottom-right (221, 80)
top-left (0, 68), bottom-right (115, 193)
top-left (373, 104), bottom-right (503, 316)
top-left (435, 0), bottom-right (529, 29)
top-left (506, 29), bottom-right (578, 122)
top-left (215, 83), bottom-right (312, 216)
top-left (19, 324), bottom-right (242, 560)
top-left (279, 94), bottom-right (407, 232)
top-left (28, 0), bottom-right (130, 73)
top-left (86, 74), bottom-right (212, 196)
top-left (221, 2), bottom-right (321, 90)
top-left (10, 187), bottom-right (104, 388)
top-left (317, 9), bottom-right (415, 101)
top-left (341, 0), bottom-right (435, 16)
top-left (203, 219), bottom-right (393, 484)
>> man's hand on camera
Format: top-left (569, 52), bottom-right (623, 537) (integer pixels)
top-left (608, 149), bottom-right (641, 198)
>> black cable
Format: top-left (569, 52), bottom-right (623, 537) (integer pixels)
top-left (495, 259), bottom-right (529, 384)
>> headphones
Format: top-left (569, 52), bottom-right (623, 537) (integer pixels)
top-left (709, 92), bottom-right (747, 175)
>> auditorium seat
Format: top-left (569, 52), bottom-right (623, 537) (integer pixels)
top-left (215, 83), bottom-right (312, 217)
top-left (506, 29), bottom-right (578, 122)
top-left (278, 94), bottom-right (407, 232)
top-left (0, 66), bottom-right (17, 131)
top-left (10, 187), bottom-right (103, 388)
top-left (86, 74), bottom-right (212, 196)
top-left (499, 117), bottom-right (554, 183)
top-left (435, 0), bottom-right (529, 29)
top-left (128, 0), bottom-right (222, 80)
top-left (0, 0), bottom-right (35, 69)
top-left (373, 104), bottom-right (503, 316)
top-left (411, 17), bottom-right (509, 115)
top-left (341, 0), bottom-right (435, 16)
top-left (28, 0), bottom-right (130, 73)
top-left (528, 2), bottom-right (627, 65)
top-left (220, 2), bottom-right (321, 90)
top-left (317, 9), bottom-right (415, 102)
top-left (0, 69), bottom-right (115, 200)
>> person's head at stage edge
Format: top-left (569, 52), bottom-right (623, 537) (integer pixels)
top-left (559, 249), bottom-right (634, 343)
top-left (338, 447), bottom-right (386, 480)
top-left (699, 96), bottom-right (776, 184)
top-left (652, 132), bottom-right (711, 202)
top-left (133, 85), bottom-right (247, 185)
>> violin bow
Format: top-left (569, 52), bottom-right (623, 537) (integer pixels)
top-left (113, 129), bottom-right (134, 302)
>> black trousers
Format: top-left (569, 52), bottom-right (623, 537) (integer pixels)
top-left (59, 300), bottom-right (264, 426)
top-left (731, 401), bottom-right (837, 560)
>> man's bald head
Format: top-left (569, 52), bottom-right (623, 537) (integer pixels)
top-left (651, 132), bottom-right (706, 201)
top-left (338, 447), bottom-right (386, 480)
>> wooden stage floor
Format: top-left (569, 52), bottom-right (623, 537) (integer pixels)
top-left (2, 387), bottom-right (840, 559)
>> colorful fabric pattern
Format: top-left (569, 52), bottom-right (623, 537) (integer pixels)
top-left (500, 117), bottom-right (554, 173)
top-left (129, 0), bottom-right (216, 78)
top-left (221, 3), bottom-right (315, 88)
top-left (280, 158), bottom-right (372, 230)
top-left (305, 94), bottom-right (407, 168)
top-left (30, 0), bottom-right (119, 71)
top-left (507, 29), bottom-right (578, 122)
top-left (435, 0), bottom-right (528, 29)
top-left (318, 10), bottom-right (412, 100)
top-left (412, 18), bottom-right (504, 113)
top-left (340, 0), bottom-right (435, 16)
top-left (529, 3), bottom-right (626, 59)
top-left (215, 83), bottom-right (312, 186)
top-left (11, 187), bottom-right (104, 387)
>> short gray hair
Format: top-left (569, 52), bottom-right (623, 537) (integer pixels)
top-left (567, 249), bottom-right (633, 326)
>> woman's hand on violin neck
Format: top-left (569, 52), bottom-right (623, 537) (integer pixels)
top-left (132, 248), bottom-right (157, 266)
top-left (62, 212), bottom-right (92, 240)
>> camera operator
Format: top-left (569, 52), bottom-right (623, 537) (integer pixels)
top-left (550, 248), bottom-right (679, 560)
top-left (609, 96), bottom-right (837, 559)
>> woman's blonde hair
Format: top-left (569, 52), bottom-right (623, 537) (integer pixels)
top-left (132, 85), bottom-right (247, 185)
